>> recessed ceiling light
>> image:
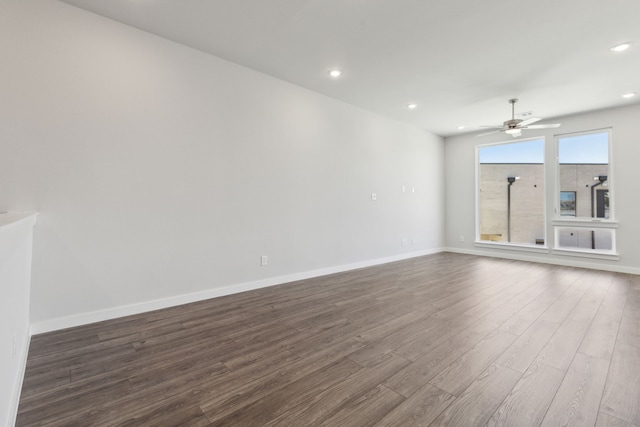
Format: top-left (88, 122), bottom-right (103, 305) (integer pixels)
top-left (457, 125), bottom-right (465, 130)
top-left (407, 103), bottom-right (417, 109)
top-left (610, 42), bottom-right (631, 52)
top-left (622, 92), bottom-right (636, 98)
top-left (328, 69), bottom-right (342, 78)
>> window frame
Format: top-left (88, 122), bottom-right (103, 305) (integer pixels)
top-left (552, 128), bottom-right (618, 257)
top-left (474, 136), bottom-right (547, 252)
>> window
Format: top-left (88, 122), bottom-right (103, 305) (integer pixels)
top-left (555, 227), bottom-right (614, 251)
top-left (554, 129), bottom-right (616, 255)
top-left (559, 191), bottom-right (576, 216)
top-left (477, 138), bottom-right (545, 246)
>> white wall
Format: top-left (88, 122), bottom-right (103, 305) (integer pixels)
top-left (445, 103), bottom-right (640, 273)
top-left (0, 214), bottom-right (36, 427)
top-left (0, 1), bottom-right (444, 331)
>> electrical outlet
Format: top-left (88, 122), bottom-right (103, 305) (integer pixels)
top-left (260, 255), bottom-right (268, 266)
top-left (371, 193), bottom-right (377, 201)
top-left (402, 185), bottom-right (405, 193)
top-left (401, 238), bottom-right (408, 246)
top-left (459, 235), bottom-right (465, 242)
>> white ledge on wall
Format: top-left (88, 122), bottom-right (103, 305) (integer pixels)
top-left (552, 248), bottom-right (620, 261)
top-left (551, 219), bottom-right (619, 229)
top-left (0, 211), bottom-right (37, 427)
top-left (0, 212), bottom-right (38, 230)
top-left (474, 241), bottom-right (549, 254)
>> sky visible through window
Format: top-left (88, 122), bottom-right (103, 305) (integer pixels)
top-left (479, 139), bottom-right (544, 163)
top-left (558, 132), bottom-right (608, 164)
top-left (479, 132), bottom-right (608, 164)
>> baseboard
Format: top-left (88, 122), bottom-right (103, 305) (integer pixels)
top-left (7, 329), bottom-right (31, 427)
top-left (444, 247), bottom-right (640, 275)
top-left (31, 248), bottom-right (444, 334)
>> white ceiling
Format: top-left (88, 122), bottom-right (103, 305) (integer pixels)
top-left (59, 0), bottom-right (640, 137)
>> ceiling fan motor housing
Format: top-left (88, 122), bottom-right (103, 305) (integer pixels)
top-left (504, 118), bottom-right (522, 128)
top-left (476, 98), bottom-right (561, 137)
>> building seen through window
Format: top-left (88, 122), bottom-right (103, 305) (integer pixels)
top-left (556, 131), bottom-right (612, 251)
top-left (477, 130), bottom-right (613, 253)
top-left (478, 139), bottom-right (545, 246)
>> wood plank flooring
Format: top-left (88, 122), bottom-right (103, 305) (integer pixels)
top-left (16, 252), bottom-right (640, 426)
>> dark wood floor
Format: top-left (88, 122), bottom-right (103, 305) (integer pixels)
top-left (17, 252), bottom-right (640, 426)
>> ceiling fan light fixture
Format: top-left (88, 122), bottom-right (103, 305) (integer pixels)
top-left (477, 99), bottom-right (560, 137)
top-left (610, 42), bottom-right (631, 52)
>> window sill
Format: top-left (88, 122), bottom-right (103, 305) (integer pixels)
top-left (474, 241), bottom-right (549, 254)
top-left (552, 219), bottom-right (618, 229)
top-left (552, 248), bottom-right (620, 261)
top-left (474, 241), bottom-right (620, 261)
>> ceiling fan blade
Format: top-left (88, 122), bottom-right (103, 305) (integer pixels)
top-left (524, 123), bottom-right (561, 129)
top-left (477, 130), bottom-right (503, 137)
top-left (518, 117), bottom-right (542, 127)
top-left (510, 130), bottom-right (522, 137)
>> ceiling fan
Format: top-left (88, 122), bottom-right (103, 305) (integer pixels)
top-left (477, 99), bottom-right (561, 137)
